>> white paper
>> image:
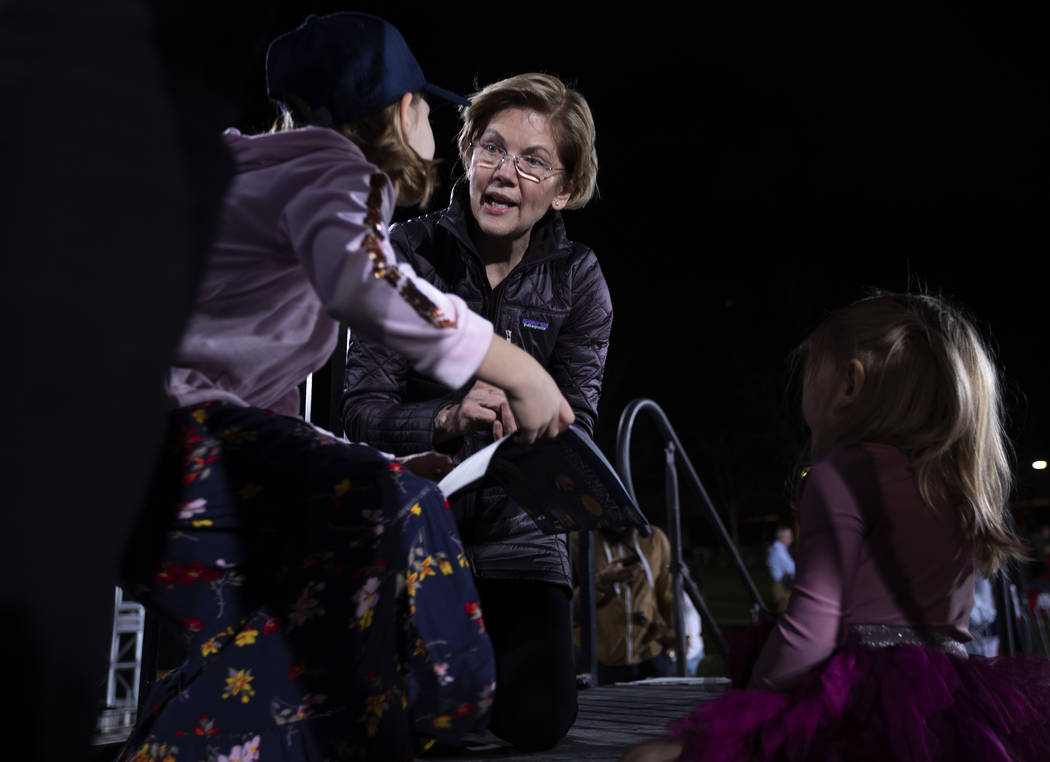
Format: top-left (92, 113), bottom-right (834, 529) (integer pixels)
top-left (436, 435), bottom-right (510, 497)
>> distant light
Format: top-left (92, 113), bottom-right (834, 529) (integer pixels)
top-left (1033, 460), bottom-right (1048, 471)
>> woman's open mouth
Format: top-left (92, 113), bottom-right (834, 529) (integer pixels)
top-left (483, 193), bottom-right (517, 212)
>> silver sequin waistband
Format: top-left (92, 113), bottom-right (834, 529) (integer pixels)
top-left (850, 624), bottom-right (968, 659)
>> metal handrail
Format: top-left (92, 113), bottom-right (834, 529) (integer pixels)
top-left (615, 398), bottom-right (768, 670)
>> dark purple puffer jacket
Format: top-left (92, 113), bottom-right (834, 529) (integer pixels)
top-left (341, 186), bottom-right (613, 588)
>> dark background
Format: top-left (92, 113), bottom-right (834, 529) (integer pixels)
top-left (220, 2), bottom-right (1048, 545)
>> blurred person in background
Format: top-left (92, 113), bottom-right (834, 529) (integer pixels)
top-left (766, 524), bottom-right (795, 612)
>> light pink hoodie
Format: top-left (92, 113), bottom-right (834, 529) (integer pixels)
top-left (168, 127), bottom-right (493, 416)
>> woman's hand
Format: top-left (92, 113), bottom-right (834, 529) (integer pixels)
top-left (394, 450), bottom-right (454, 481)
top-left (475, 338), bottom-right (573, 444)
top-left (434, 380), bottom-right (518, 443)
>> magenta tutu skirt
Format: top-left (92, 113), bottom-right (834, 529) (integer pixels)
top-left (669, 625), bottom-right (1050, 762)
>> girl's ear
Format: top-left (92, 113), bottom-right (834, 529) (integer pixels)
top-left (840, 358), bottom-right (866, 404)
top-left (398, 92), bottom-right (415, 141)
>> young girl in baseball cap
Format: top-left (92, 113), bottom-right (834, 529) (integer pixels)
top-left (119, 12), bottom-right (572, 761)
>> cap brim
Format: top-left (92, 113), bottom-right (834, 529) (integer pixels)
top-left (423, 82), bottom-right (471, 108)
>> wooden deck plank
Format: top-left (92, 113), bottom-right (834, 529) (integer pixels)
top-left (424, 678), bottom-right (731, 761)
top-left (91, 679), bottom-right (732, 762)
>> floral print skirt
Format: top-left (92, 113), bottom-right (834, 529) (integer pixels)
top-left (119, 401), bottom-right (494, 761)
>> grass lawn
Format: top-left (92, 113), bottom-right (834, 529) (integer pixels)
top-left (692, 554), bottom-right (774, 677)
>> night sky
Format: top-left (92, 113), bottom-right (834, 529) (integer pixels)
top-left (224, 3), bottom-right (1048, 543)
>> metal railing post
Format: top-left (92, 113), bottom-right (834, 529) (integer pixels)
top-left (578, 530), bottom-right (598, 685)
top-left (615, 398), bottom-right (768, 662)
top-left (664, 442), bottom-right (687, 676)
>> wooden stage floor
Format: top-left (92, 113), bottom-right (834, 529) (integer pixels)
top-left (426, 677), bottom-right (731, 762)
top-left (92, 677), bottom-right (731, 761)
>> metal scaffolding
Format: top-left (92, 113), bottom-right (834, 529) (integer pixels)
top-left (94, 587), bottom-right (146, 746)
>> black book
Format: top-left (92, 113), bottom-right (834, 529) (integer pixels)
top-left (438, 424), bottom-right (650, 536)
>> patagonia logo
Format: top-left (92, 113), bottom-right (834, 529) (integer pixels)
top-left (522, 318), bottom-right (549, 331)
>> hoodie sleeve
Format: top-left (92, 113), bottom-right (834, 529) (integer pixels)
top-left (279, 149), bottom-right (492, 390)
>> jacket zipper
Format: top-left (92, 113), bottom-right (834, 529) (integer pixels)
top-left (471, 250), bottom-right (542, 348)
top-left (489, 278), bottom-right (508, 341)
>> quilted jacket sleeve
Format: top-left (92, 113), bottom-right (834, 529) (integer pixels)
top-left (547, 246), bottom-right (613, 437)
top-left (341, 335), bottom-right (464, 456)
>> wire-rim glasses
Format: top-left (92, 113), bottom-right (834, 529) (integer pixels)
top-left (473, 141), bottom-right (565, 183)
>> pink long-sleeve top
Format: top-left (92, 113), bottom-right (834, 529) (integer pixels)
top-left (168, 127), bottom-right (493, 415)
top-left (750, 443), bottom-right (976, 691)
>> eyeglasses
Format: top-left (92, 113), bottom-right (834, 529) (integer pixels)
top-left (472, 141), bottom-right (565, 183)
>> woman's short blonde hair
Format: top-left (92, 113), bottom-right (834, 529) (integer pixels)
top-left (274, 93), bottom-right (439, 207)
top-left (801, 291), bottom-right (1025, 574)
top-left (457, 73), bottom-right (598, 210)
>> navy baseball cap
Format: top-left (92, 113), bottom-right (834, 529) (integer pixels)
top-left (265, 12), bottom-right (469, 125)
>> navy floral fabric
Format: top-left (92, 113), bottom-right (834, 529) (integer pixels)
top-left (119, 401), bottom-right (494, 761)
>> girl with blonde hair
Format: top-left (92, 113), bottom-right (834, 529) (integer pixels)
top-left (627, 291), bottom-right (1050, 762)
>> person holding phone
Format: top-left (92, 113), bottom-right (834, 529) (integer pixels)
top-left (573, 525), bottom-right (679, 684)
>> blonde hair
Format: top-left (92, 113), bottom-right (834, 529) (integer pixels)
top-left (801, 291), bottom-right (1025, 574)
top-left (273, 93), bottom-right (439, 207)
top-left (457, 73), bottom-right (598, 209)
